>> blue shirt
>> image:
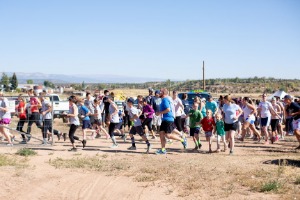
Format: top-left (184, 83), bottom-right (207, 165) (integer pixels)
top-left (205, 101), bottom-right (218, 115)
top-left (160, 97), bottom-right (174, 122)
top-left (79, 105), bottom-right (90, 121)
top-left (223, 103), bottom-right (239, 124)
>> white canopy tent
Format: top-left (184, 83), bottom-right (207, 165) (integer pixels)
top-left (267, 90), bottom-right (288, 100)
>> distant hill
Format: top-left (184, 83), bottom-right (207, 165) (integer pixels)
top-left (3, 72), bottom-right (165, 84)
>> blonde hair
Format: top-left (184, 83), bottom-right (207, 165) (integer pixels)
top-left (224, 95), bottom-right (233, 103)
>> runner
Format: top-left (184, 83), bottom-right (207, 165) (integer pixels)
top-left (201, 109), bottom-right (216, 153)
top-left (92, 98), bottom-right (110, 139)
top-left (187, 102), bottom-right (203, 151)
top-left (78, 98), bottom-right (93, 148)
top-left (172, 91), bottom-right (184, 135)
top-left (152, 90), bottom-right (162, 135)
top-left (283, 95), bottom-right (300, 149)
top-left (206, 95), bottom-right (218, 117)
top-left (126, 98), bottom-right (151, 153)
top-left (0, 91), bottom-right (14, 146)
top-left (215, 113), bottom-right (227, 152)
top-left (141, 98), bottom-right (155, 139)
top-left (16, 95), bottom-right (28, 144)
top-left (155, 88), bottom-right (187, 155)
top-left (107, 97), bottom-right (120, 148)
top-left (270, 97), bottom-right (281, 144)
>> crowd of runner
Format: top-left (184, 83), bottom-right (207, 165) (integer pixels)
top-left (0, 88), bottom-right (300, 155)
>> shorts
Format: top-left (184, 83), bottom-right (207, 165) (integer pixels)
top-left (89, 116), bottom-right (95, 125)
top-left (0, 118), bottom-right (11, 125)
top-left (109, 122), bottom-right (119, 135)
top-left (292, 119), bottom-right (300, 131)
top-left (153, 115), bottom-right (162, 126)
top-left (142, 118), bottom-right (153, 131)
top-left (245, 116), bottom-right (255, 125)
top-left (159, 121), bottom-right (176, 134)
top-left (129, 126), bottom-right (144, 136)
top-left (115, 121), bottom-right (123, 130)
top-left (224, 122), bottom-right (238, 132)
top-left (271, 119), bottom-right (279, 132)
top-left (205, 131), bottom-right (213, 137)
top-left (260, 117), bottom-right (271, 127)
top-left (82, 120), bottom-right (92, 129)
top-left (93, 119), bottom-right (103, 126)
top-left (190, 127), bottom-right (200, 136)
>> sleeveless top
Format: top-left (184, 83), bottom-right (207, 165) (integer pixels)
top-left (69, 103), bottom-right (80, 125)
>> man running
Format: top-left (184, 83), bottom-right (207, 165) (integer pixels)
top-left (155, 88), bottom-right (187, 155)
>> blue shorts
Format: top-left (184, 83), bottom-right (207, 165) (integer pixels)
top-left (82, 120), bottom-right (91, 129)
top-left (190, 127), bottom-right (200, 136)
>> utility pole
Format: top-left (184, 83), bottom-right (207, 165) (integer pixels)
top-left (202, 61), bottom-right (205, 91)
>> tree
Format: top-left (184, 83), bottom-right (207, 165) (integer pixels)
top-left (1, 73), bottom-right (10, 91)
top-left (81, 81), bottom-right (86, 91)
top-left (27, 79), bottom-right (34, 84)
top-left (10, 72), bottom-right (18, 90)
top-left (44, 80), bottom-right (55, 88)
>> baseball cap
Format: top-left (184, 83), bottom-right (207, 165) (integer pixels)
top-left (127, 97), bottom-right (135, 104)
top-left (155, 90), bottom-right (160, 94)
top-left (208, 94), bottom-right (212, 99)
top-left (284, 95), bottom-right (292, 100)
top-left (148, 88), bottom-right (154, 92)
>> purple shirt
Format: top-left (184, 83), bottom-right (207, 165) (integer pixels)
top-left (143, 104), bottom-right (155, 119)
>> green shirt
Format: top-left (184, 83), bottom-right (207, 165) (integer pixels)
top-left (216, 120), bottom-right (225, 136)
top-left (189, 109), bottom-right (203, 128)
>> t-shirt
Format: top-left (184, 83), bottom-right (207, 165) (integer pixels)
top-left (160, 97), bottom-right (174, 122)
top-left (182, 99), bottom-right (190, 115)
top-left (153, 96), bottom-right (162, 112)
top-left (79, 105), bottom-right (90, 121)
top-left (18, 101), bottom-right (26, 119)
top-left (242, 105), bottom-right (255, 120)
top-left (129, 106), bottom-right (142, 127)
top-left (69, 103), bottom-right (80, 125)
top-left (223, 103), bottom-right (240, 124)
top-left (258, 101), bottom-right (272, 118)
top-left (205, 101), bottom-right (218, 115)
top-left (215, 120), bottom-right (225, 136)
top-left (173, 97), bottom-right (183, 117)
top-left (286, 102), bottom-right (300, 120)
top-left (189, 109), bottom-right (202, 128)
top-left (30, 97), bottom-right (39, 113)
top-left (0, 98), bottom-right (11, 119)
top-left (201, 117), bottom-right (215, 132)
top-left (84, 98), bottom-right (95, 114)
top-left (109, 103), bottom-right (119, 123)
top-left (41, 100), bottom-right (52, 120)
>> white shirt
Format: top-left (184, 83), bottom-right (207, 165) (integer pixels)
top-left (173, 97), bottom-right (183, 117)
top-left (258, 101), bottom-right (272, 118)
top-left (129, 106), bottom-right (142, 127)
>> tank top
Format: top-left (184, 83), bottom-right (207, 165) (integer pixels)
top-left (69, 103), bottom-right (80, 125)
top-left (242, 105), bottom-right (254, 120)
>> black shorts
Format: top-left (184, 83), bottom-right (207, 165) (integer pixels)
top-left (261, 117), bottom-right (270, 127)
top-left (82, 120), bottom-right (92, 129)
top-left (159, 121), bottom-right (176, 134)
top-left (93, 119), bottom-right (103, 126)
top-left (174, 116), bottom-right (183, 131)
top-left (42, 119), bottom-right (53, 134)
top-left (271, 119), bottom-right (279, 132)
top-left (109, 122), bottom-right (119, 135)
top-left (129, 126), bottom-right (144, 136)
top-left (190, 127), bottom-right (200, 136)
top-left (224, 122), bottom-right (238, 132)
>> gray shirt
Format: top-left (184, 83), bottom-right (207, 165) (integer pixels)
top-left (69, 103), bottom-right (80, 125)
top-left (0, 98), bottom-right (11, 119)
top-left (84, 98), bottom-right (95, 114)
top-left (41, 100), bottom-right (52, 120)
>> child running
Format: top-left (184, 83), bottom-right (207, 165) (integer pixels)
top-left (215, 113), bottom-right (227, 152)
top-left (188, 102), bottom-right (203, 151)
top-left (201, 109), bottom-right (216, 153)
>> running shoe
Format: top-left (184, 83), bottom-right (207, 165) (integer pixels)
top-left (82, 140), bottom-right (87, 148)
top-left (19, 140), bottom-right (27, 144)
top-left (198, 143), bottom-right (202, 149)
top-left (127, 146), bottom-right (137, 150)
top-left (155, 149), bottom-right (167, 155)
top-left (111, 144), bottom-right (119, 148)
top-left (7, 143), bottom-right (13, 146)
top-left (27, 135), bottom-right (31, 142)
top-left (229, 150), bottom-right (233, 155)
top-left (68, 148), bottom-right (77, 152)
top-left (182, 137), bottom-right (187, 149)
top-left (146, 144), bottom-right (151, 154)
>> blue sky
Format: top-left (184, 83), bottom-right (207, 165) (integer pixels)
top-left (0, 0), bottom-right (299, 80)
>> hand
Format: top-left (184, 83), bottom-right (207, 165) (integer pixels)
top-left (80, 115), bottom-right (85, 118)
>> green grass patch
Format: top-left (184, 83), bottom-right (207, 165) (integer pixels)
top-left (295, 177), bottom-right (300, 185)
top-left (16, 148), bottom-right (37, 157)
top-left (260, 180), bottom-right (281, 192)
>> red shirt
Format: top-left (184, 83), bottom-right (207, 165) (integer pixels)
top-left (30, 97), bottom-right (39, 113)
top-left (201, 117), bottom-right (215, 132)
top-left (17, 101), bottom-right (27, 119)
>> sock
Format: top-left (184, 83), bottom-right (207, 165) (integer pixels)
top-left (146, 140), bottom-right (150, 146)
top-left (195, 140), bottom-right (199, 146)
top-left (131, 137), bottom-right (136, 147)
top-left (111, 136), bottom-right (117, 145)
top-left (198, 140), bottom-right (201, 144)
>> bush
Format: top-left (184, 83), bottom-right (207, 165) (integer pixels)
top-left (16, 148), bottom-right (37, 157)
top-left (260, 181), bottom-right (281, 192)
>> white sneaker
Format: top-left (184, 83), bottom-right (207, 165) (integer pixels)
top-left (111, 144), bottom-right (118, 148)
top-left (7, 143), bottom-right (13, 146)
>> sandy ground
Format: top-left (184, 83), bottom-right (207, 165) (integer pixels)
top-left (0, 118), bottom-right (299, 200)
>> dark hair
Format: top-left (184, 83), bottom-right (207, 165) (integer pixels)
top-left (86, 92), bottom-right (91, 97)
top-left (68, 95), bottom-right (77, 104)
top-left (182, 93), bottom-right (187, 100)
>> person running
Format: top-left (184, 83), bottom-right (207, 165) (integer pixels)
top-left (270, 97), bottom-right (281, 144)
top-left (78, 98), bottom-right (93, 148)
top-left (274, 96), bottom-right (285, 140)
top-left (16, 95), bottom-right (29, 144)
top-left (239, 97), bottom-right (261, 142)
top-left (283, 95), bottom-right (300, 149)
top-left (84, 92), bottom-right (96, 135)
top-left (152, 90), bottom-right (162, 135)
top-left (201, 109), bottom-right (216, 153)
top-left (92, 98), bottom-right (110, 139)
top-left (188, 102), bottom-right (203, 151)
top-left (26, 89), bottom-right (42, 142)
top-left (126, 98), bottom-right (151, 153)
top-left (155, 88), bottom-right (187, 155)
top-left (223, 95), bottom-right (243, 155)
top-left (40, 93), bottom-right (63, 145)
top-left (215, 113), bottom-right (227, 152)
top-left (257, 93), bottom-right (281, 144)
top-left (146, 88), bottom-right (155, 108)
top-left (107, 97), bottom-right (120, 148)
top-left (206, 95), bottom-right (218, 117)
top-left (65, 96), bottom-right (81, 152)
top-left (181, 93), bottom-right (190, 134)
top-left (102, 90), bottom-right (111, 127)
top-left (141, 98), bottom-right (155, 139)
top-left (172, 91), bottom-right (184, 134)
top-left (0, 91), bottom-right (14, 146)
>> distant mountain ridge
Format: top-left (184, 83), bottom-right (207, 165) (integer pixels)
top-left (3, 72), bottom-right (165, 84)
